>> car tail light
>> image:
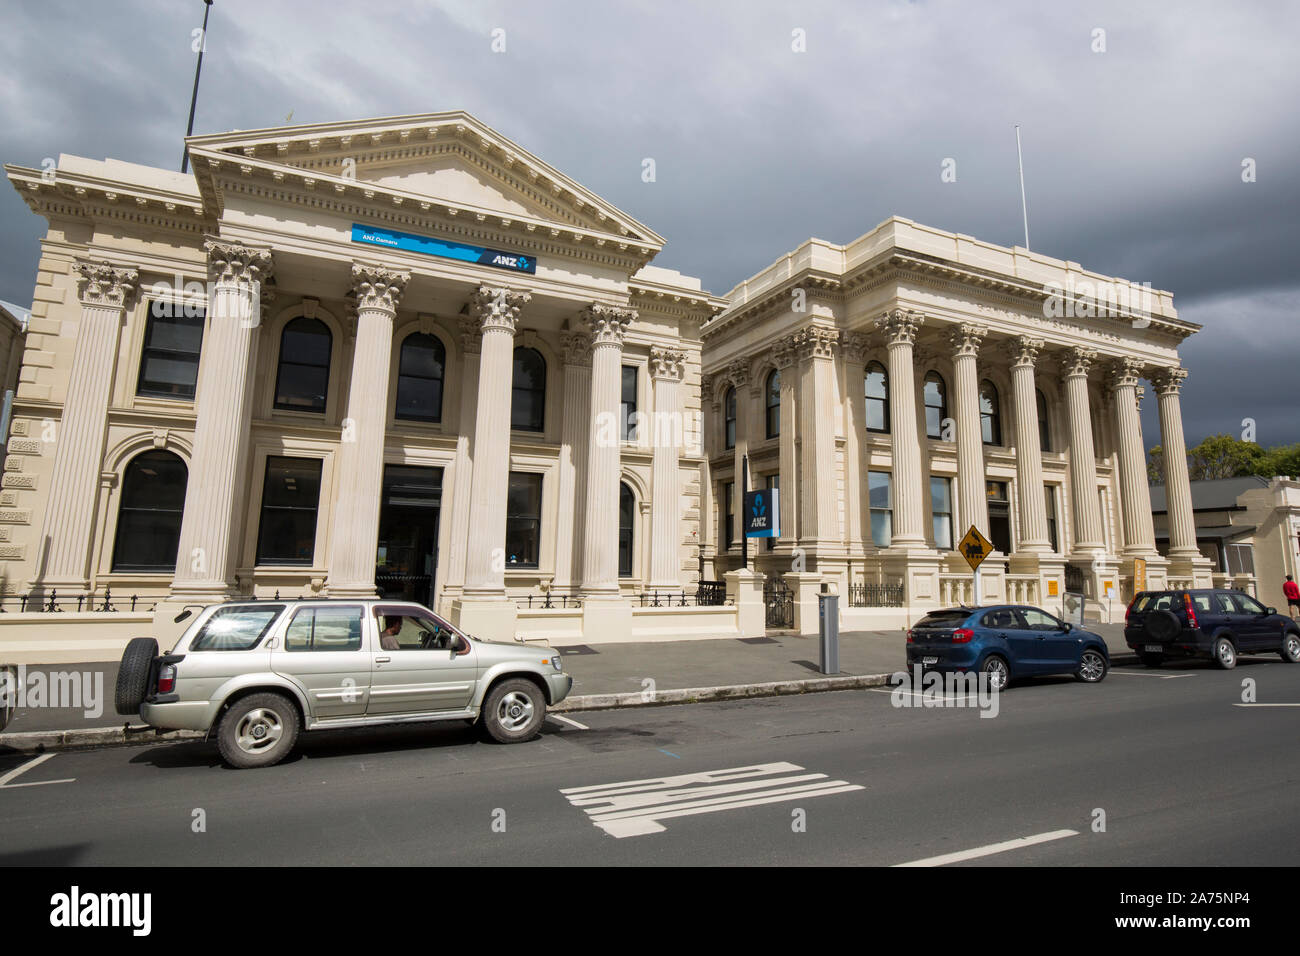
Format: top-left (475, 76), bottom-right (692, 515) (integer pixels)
top-left (906, 629), bottom-right (914, 643)
top-left (1125, 595), bottom-right (1140, 625)
top-left (1183, 593), bottom-right (1198, 629)
top-left (952, 628), bottom-right (974, 644)
top-left (157, 663), bottom-right (176, 695)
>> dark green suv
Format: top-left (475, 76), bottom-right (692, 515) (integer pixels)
top-left (1124, 588), bottom-right (1300, 669)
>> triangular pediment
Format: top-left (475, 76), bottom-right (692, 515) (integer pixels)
top-left (186, 111), bottom-right (662, 247)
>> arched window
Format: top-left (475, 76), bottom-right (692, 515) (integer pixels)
top-left (511, 347), bottom-right (546, 432)
top-left (619, 482), bottom-right (635, 577)
top-left (924, 371), bottom-right (948, 439)
top-left (111, 450), bottom-right (188, 572)
top-left (765, 371), bottom-right (780, 439)
top-left (724, 387), bottom-right (737, 450)
top-left (1036, 389), bottom-right (1051, 452)
top-left (979, 380), bottom-right (1002, 445)
top-left (274, 317), bottom-right (332, 413)
top-left (865, 362), bottom-right (889, 433)
top-left (395, 333), bottom-right (446, 423)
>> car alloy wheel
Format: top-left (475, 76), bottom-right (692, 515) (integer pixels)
top-left (235, 706), bottom-right (286, 755)
top-left (1283, 633), bottom-right (1300, 663)
top-left (982, 656), bottom-right (1009, 692)
top-left (1214, 637), bottom-right (1237, 669)
top-left (497, 691), bottom-right (535, 732)
top-left (1077, 649), bottom-right (1107, 682)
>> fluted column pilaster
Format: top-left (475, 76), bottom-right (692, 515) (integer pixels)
top-left (648, 347), bottom-right (685, 587)
top-left (1108, 358), bottom-right (1156, 557)
top-left (553, 330), bottom-right (592, 589)
top-left (1063, 347), bottom-right (1105, 552)
top-left (1009, 336), bottom-right (1051, 552)
top-left (876, 309), bottom-right (926, 547)
top-left (581, 304), bottom-right (634, 596)
top-left (949, 323), bottom-right (988, 540)
top-left (1152, 366), bottom-right (1199, 560)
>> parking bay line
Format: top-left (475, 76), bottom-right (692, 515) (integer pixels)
top-left (0, 753), bottom-right (75, 789)
top-left (1107, 671), bottom-right (1196, 679)
top-left (1233, 702), bottom-right (1300, 707)
top-left (548, 714), bottom-right (589, 730)
top-left (893, 829), bottom-right (1079, 867)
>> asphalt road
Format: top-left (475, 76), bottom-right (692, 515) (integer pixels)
top-left (1, 654), bottom-right (1297, 866)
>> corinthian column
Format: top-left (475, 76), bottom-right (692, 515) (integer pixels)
top-left (170, 240), bottom-right (272, 600)
top-left (1063, 347), bottom-right (1104, 553)
top-left (581, 304), bottom-right (634, 596)
top-left (795, 325), bottom-right (840, 550)
top-left (1009, 336), bottom-right (1051, 552)
top-left (949, 323), bottom-right (988, 539)
top-left (875, 309), bottom-right (926, 547)
top-left (773, 339), bottom-right (798, 547)
top-left (1108, 357), bottom-right (1156, 557)
top-left (840, 332), bottom-right (868, 553)
top-left (440, 317), bottom-right (484, 606)
top-left (726, 358), bottom-right (749, 548)
top-left (1151, 366), bottom-right (1199, 561)
top-left (326, 263), bottom-right (409, 597)
top-left (553, 329), bottom-right (592, 589)
top-left (648, 347), bottom-right (685, 587)
top-left (463, 286), bottom-right (529, 597)
top-left (34, 260), bottom-right (138, 591)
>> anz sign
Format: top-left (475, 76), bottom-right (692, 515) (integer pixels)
top-left (351, 223), bottom-right (537, 275)
top-left (744, 488), bottom-right (780, 539)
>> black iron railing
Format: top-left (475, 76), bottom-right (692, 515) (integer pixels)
top-left (696, 580), bottom-right (727, 606)
top-left (516, 591), bottom-right (584, 609)
top-left (0, 588), bottom-right (158, 613)
top-left (763, 580), bottom-right (794, 629)
top-left (636, 587), bottom-right (733, 608)
top-left (848, 582), bottom-right (905, 608)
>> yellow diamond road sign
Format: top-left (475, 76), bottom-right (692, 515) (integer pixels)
top-left (958, 525), bottom-right (994, 572)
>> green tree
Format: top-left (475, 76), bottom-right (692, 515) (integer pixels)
top-left (1146, 444), bottom-right (1165, 483)
top-left (1186, 434), bottom-right (1266, 480)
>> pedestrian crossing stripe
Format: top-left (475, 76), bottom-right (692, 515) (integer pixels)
top-left (560, 762), bottom-right (864, 838)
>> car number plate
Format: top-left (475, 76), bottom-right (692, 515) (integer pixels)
top-left (1143, 644), bottom-right (1163, 652)
top-left (922, 656), bottom-right (939, 664)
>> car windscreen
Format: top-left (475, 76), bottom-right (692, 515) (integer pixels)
top-left (189, 605), bottom-right (286, 651)
top-left (914, 610), bottom-right (971, 629)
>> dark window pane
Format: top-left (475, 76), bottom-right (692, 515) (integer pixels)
top-left (137, 300), bottom-right (204, 400)
top-left (1037, 389), bottom-right (1051, 452)
top-left (619, 483), bottom-right (635, 576)
top-left (924, 373), bottom-right (947, 439)
top-left (395, 334), bottom-right (445, 423)
top-left (621, 365), bottom-right (638, 441)
top-left (256, 457), bottom-right (323, 565)
top-left (724, 388), bottom-right (736, 450)
top-left (765, 371), bottom-right (780, 439)
top-left (865, 364), bottom-right (889, 434)
top-left (111, 450), bottom-right (188, 572)
top-left (511, 348), bottom-right (546, 432)
top-left (396, 377), bottom-right (442, 422)
top-left (274, 318), bottom-right (331, 412)
top-left (505, 472), bottom-right (542, 567)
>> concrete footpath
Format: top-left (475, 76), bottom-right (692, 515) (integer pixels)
top-left (0, 625), bottom-right (1134, 751)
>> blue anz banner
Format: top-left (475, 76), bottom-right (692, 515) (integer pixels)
top-left (351, 223), bottom-right (537, 274)
top-left (744, 488), bottom-right (780, 539)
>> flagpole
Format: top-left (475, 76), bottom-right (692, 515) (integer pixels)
top-left (181, 0), bottom-right (214, 174)
top-left (1015, 125), bottom-right (1030, 249)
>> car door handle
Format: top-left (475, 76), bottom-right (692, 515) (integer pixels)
top-left (375, 656), bottom-right (391, 664)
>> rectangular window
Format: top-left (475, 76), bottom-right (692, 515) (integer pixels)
top-left (931, 476), bottom-right (953, 550)
top-left (505, 472), bottom-right (542, 568)
top-left (190, 605), bottom-right (286, 651)
top-left (869, 471), bottom-right (892, 548)
top-left (137, 299), bottom-right (204, 399)
top-left (1045, 484), bottom-right (1059, 552)
top-left (620, 365), bottom-right (638, 441)
top-left (256, 457), bottom-right (323, 566)
top-left (1226, 543), bottom-right (1255, 576)
top-left (284, 605), bottom-right (363, 652)
top-left (723, 481), bottom-right (734, 550)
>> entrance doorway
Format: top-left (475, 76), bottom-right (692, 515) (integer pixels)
top-left (376, 464), bottom-right (443, 607)
top-left (987, 480), bottom-right (1011, 554)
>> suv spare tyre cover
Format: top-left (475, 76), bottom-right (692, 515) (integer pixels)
top-left (1144, 609), bottom-right (1181, 642)
top-left (115, 637), bottom-right (159, 715)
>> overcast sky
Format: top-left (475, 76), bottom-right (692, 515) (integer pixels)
top-left (2, 0), bottom-right (1296, 450)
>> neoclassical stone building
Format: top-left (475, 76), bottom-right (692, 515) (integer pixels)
top-left (701, 218), bottom-right (1211, 624)
top-left (2, 112), bottom-right (723, 645)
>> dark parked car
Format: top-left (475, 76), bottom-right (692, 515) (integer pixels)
top-left (1125, 588), bottom-right (1300, 669)
top-left (906, 605), bottom-right (1110, 690)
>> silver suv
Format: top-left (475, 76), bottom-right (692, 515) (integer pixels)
top-left (115, 599), bottom-right (572, 768)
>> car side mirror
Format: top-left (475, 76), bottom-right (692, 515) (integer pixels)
top-left (1061, 622), bottom-right (1072, 632)
top-left (1267, 607), bottom-right (1277, 616)
top-left (173, 609), bottom-right (192, 623)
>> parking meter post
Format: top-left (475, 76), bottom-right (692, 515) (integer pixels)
top-left (818, 591), bottom-right (839, 675)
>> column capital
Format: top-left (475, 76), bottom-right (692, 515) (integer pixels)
top-left (74, 260), bottom-right (138, 309)
top-left (1105, 356), bottom-right (1144, 391)
top-left (1007, 335), bottom-right (1045, 368)
top-left (874, 308), bottom-right (925, 345)
top-left (792, 324), bottom-right (838, 361)
top-left (649, 346), bottom-right (686, 382)
top-left (947, 322), bottom-right (988, 358)
top-left (770, 336), bottom-right (799, 370)
top-left (840, 330), bottom-right (870, 364)
top-left (203, 238), bottom-right (272, 286)
top-left (1062, 346), bottom-right (1098, 378)
top-left (581, 303), bottom-right (636, 348)
top-left (350, 262), bottom-right (409, 315)
top-left (560, 329), bottom-right (593, 367)
top-left (725, 359), bottom-right (749, 390)
top-left (470, 285), bottom-right (531, 335)
top-left (1150, 365), bottom-right (1188, 396)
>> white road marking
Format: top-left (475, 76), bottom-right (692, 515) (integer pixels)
top-left (548, 714), bottom-right (589, 730)
top-left (561, 761), bottom-right (863, 838)
top-left (1109, 671), bottom-right (1195, 679)
top-left (0, 753), bottom-right (75, 789)
top-left (893, 829), bottom-right (1079, 867)
top-left (1233, 702), bottom-right (1300, 707)
top-left (867, 688), bottom-right (979, 701)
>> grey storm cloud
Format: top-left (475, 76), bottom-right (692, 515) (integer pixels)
top-left (1, 0), bottom-right (1296, 446)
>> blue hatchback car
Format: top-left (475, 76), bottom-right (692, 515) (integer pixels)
top-left (905, 605), bottom-right (1110, 690)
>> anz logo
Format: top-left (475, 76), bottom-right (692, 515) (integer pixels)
top-left (488, 253), bottom-right (533, 272)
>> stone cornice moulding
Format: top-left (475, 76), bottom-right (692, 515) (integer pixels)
top-left (74, 259), bottom-right (139, 310)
